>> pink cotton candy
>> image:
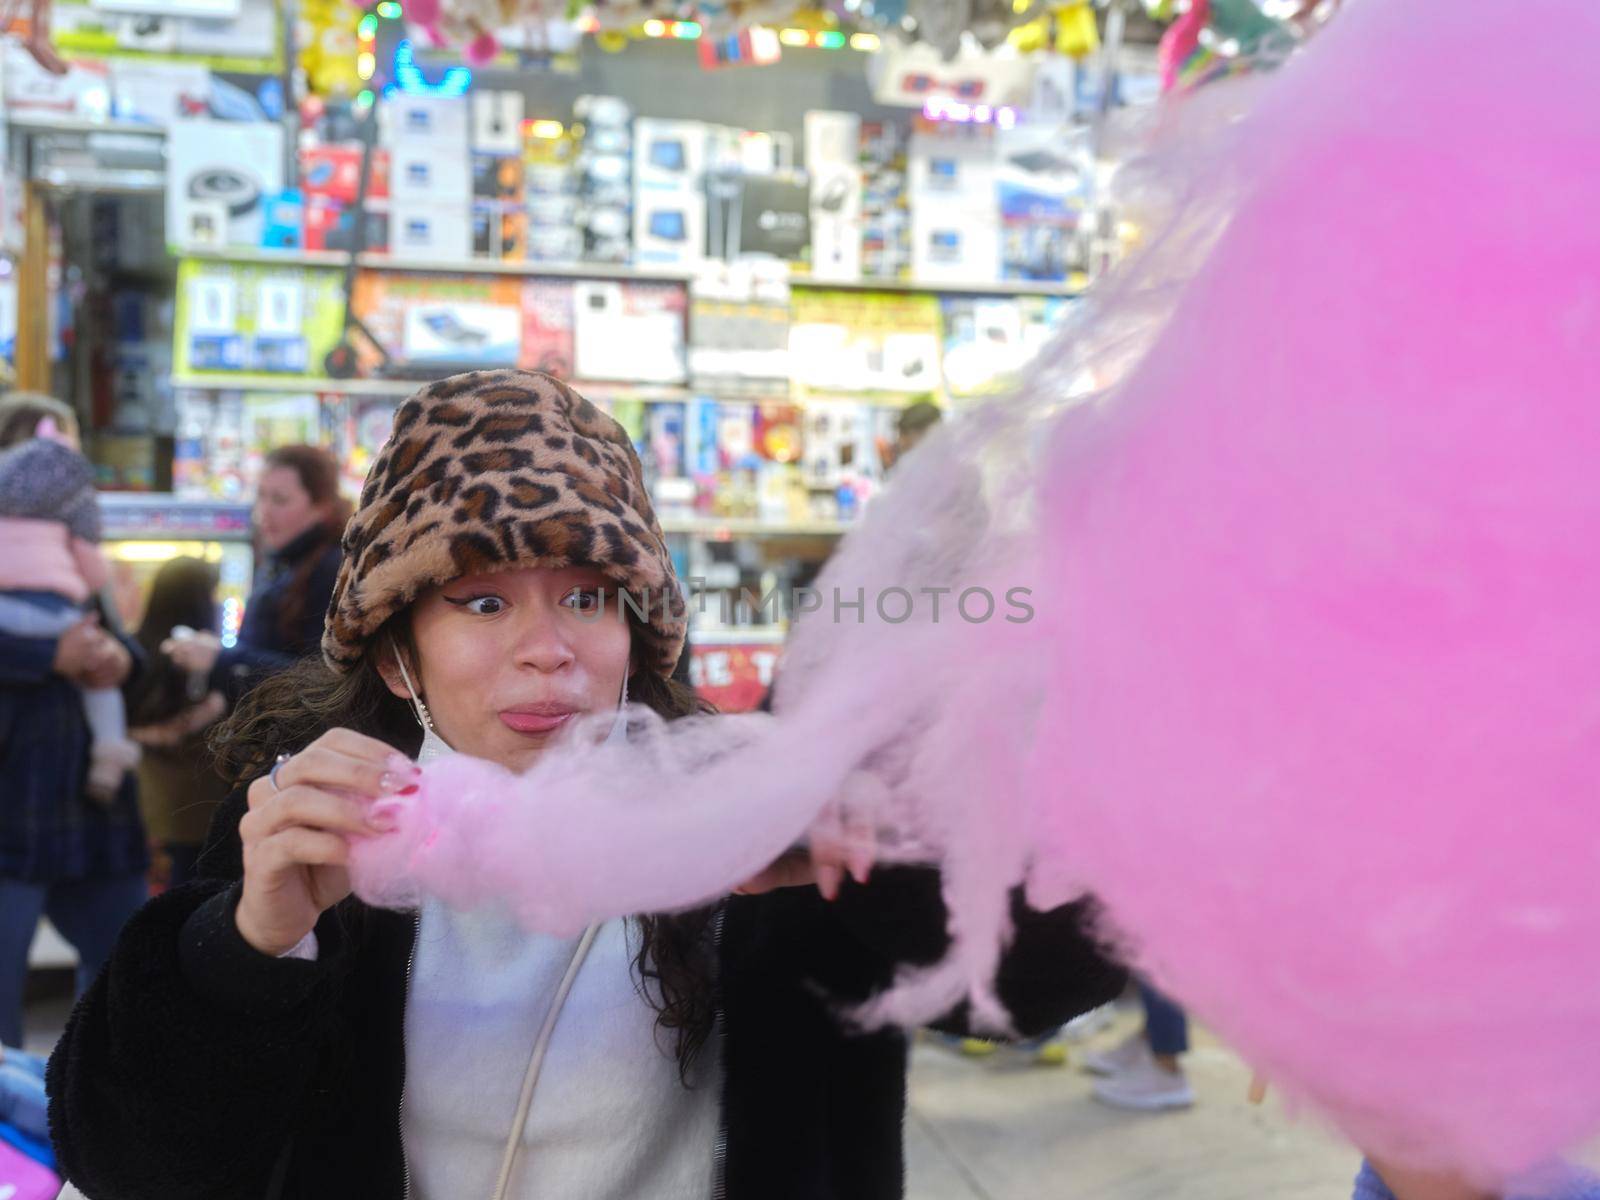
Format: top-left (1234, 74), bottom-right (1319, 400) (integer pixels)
top-left (347, 0), bottom-right (1600, 1180)
top-left (1028, 0), bottom-right (1600, 1182)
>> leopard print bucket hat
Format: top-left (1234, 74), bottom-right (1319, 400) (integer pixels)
top-left (323, 370), bottom-right (687, 676)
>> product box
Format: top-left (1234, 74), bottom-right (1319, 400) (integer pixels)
top-left (472, 91), bottom-right (524, 155)
top-left (473, 152), bottom-right (525, 203)
top-left (173, 0), bottom-right (277, 58)
top-left (166, 118), bottom-right (284, 250)
top-left (573, 280), bottom-right (687, 384)
top-left (995, 124), bottom-right (1088, 282)
top-left (805, 111), bottom-right (862, 282)
top-left (390, 143), bottom-right (471, 203)
top-left (300, 144), bottom-right (390, 206)
top-left (382, 94), bottom-right (470, 148)
top-left (175, 260), bottom-right (344, 375)
top-left (389, 201), bottom-right (471, 261)
top-left (472, 205), bottom-right (528, 261)
top-left (260, 189), bottom-right (303, 250)
top-left (519, 279), bottom-right (575, 377)
top-left (734, 175), bottom-right (810, 261)
top-left (910, 211), bottom-right (1001, 285)
top-left (633, 119), bottom-right (708, 268)
top-left (303, 197), bottom-right (388, 253)
top-left (108, 61), bottom-right (209, 126)
top-left (403, 301), bottom-right (522, 367)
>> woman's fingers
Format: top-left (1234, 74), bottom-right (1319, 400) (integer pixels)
top-left (242, 784), bottom-right (387, 841)
top-left (268, 741), bottom-right (418, 802)
top-left (257, 827), bottom-right (351, 872)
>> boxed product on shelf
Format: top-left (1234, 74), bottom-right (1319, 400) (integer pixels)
top-left (805, 110), bottom-right (863, 282)
top-left (337, 396), bottom-right (401, 495)
top-left (174, 259), bottom-right (345, 375)
top-left (389, 201), bottom-right (472, 261)
top-left (633, 118), bottom-right (708, 268)
top-left (859, 120), bottom-right (911, 280)
top-left (391, 143), bottom-right (471, 204)
top-left (733, 174), bottom-right (810, 262)
top-left (789, 289), bottom-right (943, 395)
top-left (572, 95), bottom-right (632, 265)
top-left (909, 126), bottom-right (1001, 285)
top-left (403, 300), bottom-right (521, 368)
top-left (382, 94), bottom-right (470, 149)
top-left (473, 153), bottom-right (525, 204)
top-left (472, 92), bottom-right (524, 155)
top-left (472, 205), bottom-right (528, 261)
top-left (572, 280), bottom-right (687, 384)
top-left (300, 144), bottom-right (391, 206)
top-left (521, 279), bottom-right (575, 377)
top-left (689, 294), bottom-right (791, 387)
top-left (166, 119), bottom-right (285, 251)
top-left (995, 124), bottom-right (1090, 282)
top-left (351, 270), bottom-right (523, 373)
top-left (173, 389), bottom-right (326, 500)
top-left (303, 197), bottom-right (388, 253)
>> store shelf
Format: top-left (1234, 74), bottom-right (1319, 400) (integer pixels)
top-left (660, 516), bottom-right (850, 538)
top-left (176, 248), bottom-right (1084, 296)
top-left (6, 114), bottom-right (167, 137)
top-left (171, 373), bottom-right (415, 395)
top-left (178, 248), bottom-right (697, 283)
top-left (170, 372), bottom-right (923, 408)
top-left (789, 274), bottom-right (1086, 298)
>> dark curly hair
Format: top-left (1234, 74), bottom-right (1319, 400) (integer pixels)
top-left (211, 614), bottom-right (720, 1081)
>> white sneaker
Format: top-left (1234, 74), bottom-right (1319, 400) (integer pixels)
top-left (1091, 1058), bottom-right (1195, 1112)
top-left (1081, 1031), bottom-right (1150, 1077)
top-left (1061, 1003), bottom-right (1119, 1043)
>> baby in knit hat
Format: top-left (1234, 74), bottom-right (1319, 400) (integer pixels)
top-left (0, 419), bottom-right (138, 801)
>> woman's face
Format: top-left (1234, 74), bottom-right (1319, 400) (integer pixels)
top-left (255, 465), bottom-right (328, 553)
top-left (386, 565), bottom-right (632, 773)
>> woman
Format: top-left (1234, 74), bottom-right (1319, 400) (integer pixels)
top-left (127, 556), bottom-right (230, 889)
top-left (47, 371), bottom-right (1124, 1199)
top-left (0, 392), bottom-right (147, 1049)
top-left (164, 444), bottom-right (349, 704)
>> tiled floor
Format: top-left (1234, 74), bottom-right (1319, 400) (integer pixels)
top-left (904, 1019), bottom-right (1358, 1200)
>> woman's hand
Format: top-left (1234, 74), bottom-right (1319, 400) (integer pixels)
top-left (162, 629), bottom-right (222, 675)
top-left (737, 778), bottom-right (880, 900)
top-left (234, 729), bottom-right (420, 958)
top-left (131, 692), bottom-right (227, 749)
top-left (53, 615), bottom-right (121, 684)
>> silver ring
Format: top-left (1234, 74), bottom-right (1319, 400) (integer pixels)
top-left (270, 753), bottom-right (292, 791)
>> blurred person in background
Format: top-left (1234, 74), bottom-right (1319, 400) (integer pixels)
top-left (127, 557), bottom-right (229, 890)
top-left (164, 444), bottom-right (349, 705)
top-left (1084, 980), bottom-right (1194, 1111)
top-left (0, 392), bottom-right (147, 1049)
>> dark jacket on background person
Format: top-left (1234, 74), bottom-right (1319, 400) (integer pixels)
top-left (0, 605), bottom-right (148, 882)
top-left (211, 527), bottom-right (342, 703)
top-left (48, 776), bottom-right (1124, 1200)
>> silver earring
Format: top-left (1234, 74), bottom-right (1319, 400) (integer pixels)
top-left (413, 696), bottom-right (436, 733)
top-left (390, 636), bottom-right (435, 733)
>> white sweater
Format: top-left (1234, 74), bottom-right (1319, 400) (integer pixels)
top-left (402, 903), bottom-right (721, 1200)
top-left (395, 724), bottom-right (719, 1199)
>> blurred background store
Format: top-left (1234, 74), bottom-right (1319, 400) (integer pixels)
top-left (0, 0), bottom-right (1219, 712)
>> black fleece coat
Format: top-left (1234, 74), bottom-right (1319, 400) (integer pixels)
top-left (48, 782), bottom-right (1125, 1200)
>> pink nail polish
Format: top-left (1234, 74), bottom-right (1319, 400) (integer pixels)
top-left (398, 784), bottom-right (419, 796)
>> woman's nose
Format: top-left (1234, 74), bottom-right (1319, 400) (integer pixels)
top-left (511, 605), bottom-right (576, 673)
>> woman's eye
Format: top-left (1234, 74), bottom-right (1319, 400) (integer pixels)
top-left (447, 595), bottom-right (504, 615)
top-left (562, 588), bottom-right (604, 612)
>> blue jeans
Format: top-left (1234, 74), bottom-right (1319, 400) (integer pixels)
top-left (0, 1046), bottom-right (46, 1140)
top-left (0, 873), bottom-right (147, 1048)
top-left (1140, 981), bottom-right (1190, 1057)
